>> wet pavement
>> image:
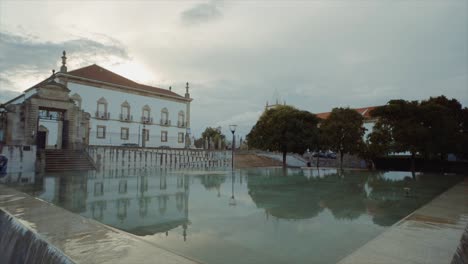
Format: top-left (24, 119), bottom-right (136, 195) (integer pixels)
top-left (338, 178), bottom-right (468, 264)
top-left (0, 185), bottom-right (199, 264)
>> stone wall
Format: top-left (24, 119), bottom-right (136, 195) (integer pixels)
top-left (87, 146), bottom-right (231, 170)
top-left (0, 145), bottom-right (36, 174)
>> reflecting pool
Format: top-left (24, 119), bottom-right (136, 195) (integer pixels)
top-left (1, 168), bottom-right (463, 264)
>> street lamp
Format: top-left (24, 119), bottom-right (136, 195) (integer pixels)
top-left (229, 125), bottom-right (237, 171)
top-left (229, 172), bottom-right (236, 206)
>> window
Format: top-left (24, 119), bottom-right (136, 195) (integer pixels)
top-left (94, 182), bottom-right (104, 196)
top-left (178, 111), bottom-right (185, 127)
top-left (119, 180), bottom-right (127, 194)
top-left (96, 97), bottom-right (108, 119)
top-left (97, 125), bottom-right (106, 139)
top-left (178, 132), bottom-right (184, 143)
top-left (143, 129), bottom-right (150, 141)
top-left (161, 131), bottom-right (168, 142)
top-left (142, 105), bottom-right (151, 122)
top-left (121, 101), bottom-right (131, 121)
top-left (121, 127), bottom-right (129, 140)
top-left (161, 108), bottom-right (169, 125)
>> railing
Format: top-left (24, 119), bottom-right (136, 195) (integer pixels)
top-left (142, 116), bottom-right (153, 124)
top-left (119, 114), bottom-right (133, 122)
top-left (177, 121), bottom-right (186, 128)
top-left (160, 119), bottom-right (171, 126)
top-left (95, 111), bottom-right (110, 120)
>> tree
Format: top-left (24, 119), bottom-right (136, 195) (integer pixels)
top-left (320, 107), bottom-right (365, 170)
top-left (360, 121), bottom-right (393, 169)
top-left (247, 105), bottom-right (319, 167)
top-left (201, 127), bottom-right (226, 150)
top-left (370, 96), bottom-right (467, 172)
top-left (370, 100), bottom-right (426, 172)
top-left (419, 96), bottom-right (464, 160)
top-left (194, 138), bottom-right (204, 148)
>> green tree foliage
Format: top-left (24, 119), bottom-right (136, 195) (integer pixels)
top-left (247, 105), bottom-right (319, 167)
top-left (320, 107), bottom-right (365, 170)
top-left (194, 138), bottom-right (204, 148)
top-left (360, 121), bottom-right (393, 169)
top-left (201, 127), bottom-right (226, 150)
top-left (420, 96), bottom-right (465, 160)
top-left (461, 108), bottom-right (468, 159)
top-left (370, 100), bottom-right (427, 172)
top-left (369, 96), bottom-right (467, 171)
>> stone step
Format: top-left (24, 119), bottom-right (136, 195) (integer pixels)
top-left (44, 150), bottom-right (95, 172)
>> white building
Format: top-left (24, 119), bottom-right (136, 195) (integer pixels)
top-left (1, 51), bottom-right (193, 150)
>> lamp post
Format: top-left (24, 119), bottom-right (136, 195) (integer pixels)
top-left (229, 125), bottom-right (237, 171)
top-left (229, 125), bottom-right (237, 206)
top-left (229, 172), bottom-right (236, 206)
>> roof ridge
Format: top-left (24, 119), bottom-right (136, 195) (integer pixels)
top-left (66, 64), bottom-right (185, 99)
top-left (68, 64), bottom-right (140, 85)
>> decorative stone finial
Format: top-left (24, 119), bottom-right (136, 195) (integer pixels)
top-left (185, 82), bottom-right (190, 99)
top-left (169, 86), bottom-right (172, 91)
top-left (52, 69), bottom-right (55, 74)
top-left (60, 50), bottom-right (67, 73)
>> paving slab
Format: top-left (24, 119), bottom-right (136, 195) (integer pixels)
top-left (338, 178), bottom-right (468, 264)
top-left (0, 185), bottom-right (200, 264)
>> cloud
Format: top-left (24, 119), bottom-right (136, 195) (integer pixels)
top-left (180, 1), bottom-right (223, 25)
top-left (1, 1), bottom-right (467, 138)
top-left (0, 30), bottom-right (130, 92)
top-left (0, 86), bottom-right (21, 104)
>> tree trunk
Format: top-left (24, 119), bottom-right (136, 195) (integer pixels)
top-left (282, 151), bottom-right (287, 168)
top-left (410, 152), bottom-right (416, 175)
top-left (340, 151), bottom-right (344, 171)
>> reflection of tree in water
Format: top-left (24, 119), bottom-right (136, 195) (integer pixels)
top-left (247, 172), bottom-right (326, 220)
top-left (197, 174), bottom-right (226, 190)
top-left (321, 172), bottom-right (367, 220)
top-left (247, 169), bottom-right (462, 225)
top-left (367, 173), bottom-right (462, 226)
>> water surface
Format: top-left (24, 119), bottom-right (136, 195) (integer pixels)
top-left (1, 168), bottom-right (463, 264)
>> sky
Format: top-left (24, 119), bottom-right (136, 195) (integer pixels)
top-left (1, 0), bottom-right (467, 138)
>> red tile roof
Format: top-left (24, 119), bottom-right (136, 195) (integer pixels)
top-left (66, 64), bottom-right (185, 99)
top-left (315, 106), bottom-right (380, 120)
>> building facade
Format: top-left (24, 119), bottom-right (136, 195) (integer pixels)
top-left (0, 51), bottom-right (193, 150)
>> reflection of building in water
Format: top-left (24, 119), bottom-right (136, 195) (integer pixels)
top-left (38, 168), bottom-right (190, 238)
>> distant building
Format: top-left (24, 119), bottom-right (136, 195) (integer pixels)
top-left (0, 51), bottom-right (193, 150)
top-left (265, 88), bottom-right (286, 110)
top-left (315, 106), bottom-right (381, 139)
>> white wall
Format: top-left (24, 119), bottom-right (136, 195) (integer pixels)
top-left (0, 145), bottom-right (36, 173)
top-left (39, 119), bottom-right (61, 148)
top-left (68, 82), bottom-right (189, 148)
top-left (363, 121), bottom-right (375, 140)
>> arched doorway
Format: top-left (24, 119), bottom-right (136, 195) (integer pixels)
top-left (37, 125), bottom-right (49, 150)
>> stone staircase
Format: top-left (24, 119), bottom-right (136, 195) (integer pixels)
top-left (44, 150), bottom-right (96, 172)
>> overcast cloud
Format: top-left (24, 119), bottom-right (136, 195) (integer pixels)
top-left (0, 1), bottom-right (466, 138)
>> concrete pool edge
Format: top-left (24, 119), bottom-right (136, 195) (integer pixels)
top-left (337, 178), bottom-right (468, 264)
top-left (0, 185), bottom-right (200, 264)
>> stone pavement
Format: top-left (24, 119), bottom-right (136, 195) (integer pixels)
top-left (338, 178), bottom-right (468, 264)
top-left (0, 185), bottom-right (200, 264)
